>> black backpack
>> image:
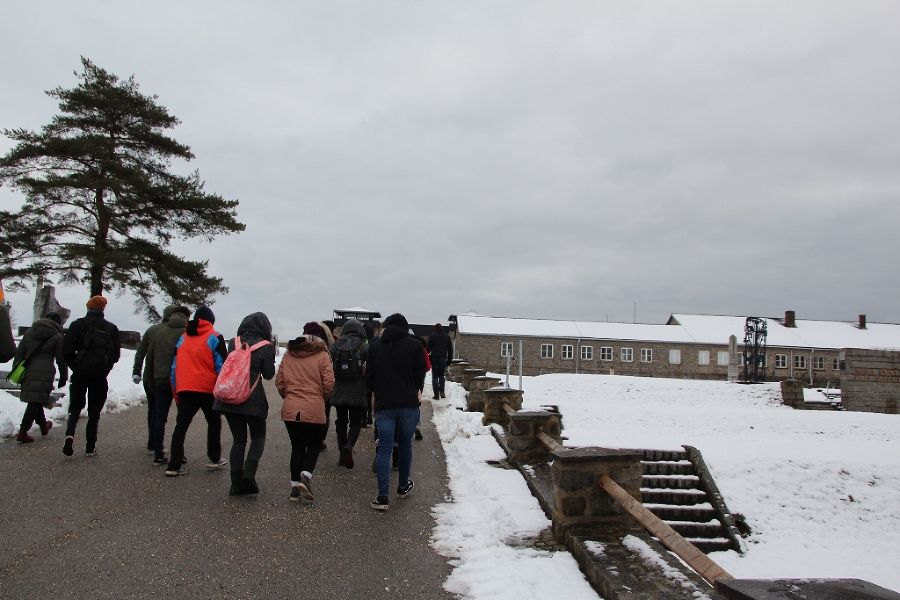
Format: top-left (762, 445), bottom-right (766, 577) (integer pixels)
top-left (76, 327), bottom-right (113, 377)
top-left (333, 337), bottom-right (363, 380)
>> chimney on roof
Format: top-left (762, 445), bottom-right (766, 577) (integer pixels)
top-left (858, 314), bottom-right (867, 329)
top-left (784, 310), bottom-right (796, 328)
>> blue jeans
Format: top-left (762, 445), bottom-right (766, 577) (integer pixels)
top-left (374, 407), bottom-right (420, 498)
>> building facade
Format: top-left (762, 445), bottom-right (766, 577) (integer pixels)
top-left (452, 312), bottom-right (899, 387)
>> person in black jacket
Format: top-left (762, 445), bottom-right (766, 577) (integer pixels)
top-left (427, 323), bottom-right (453, 399)
top-left (14, 313), bottom-right (67, 443)
top-left (61, 295), bottom-right (121, 457)
top-left (213, 312), bottom-right (276, 496)
top-left (0, 304), bottom-right (16, 363)
top-left (365, 313), bottom-right (426, 511)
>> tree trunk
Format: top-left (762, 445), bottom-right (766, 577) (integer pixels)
top-left (90, 188), bottom-right (108, 297)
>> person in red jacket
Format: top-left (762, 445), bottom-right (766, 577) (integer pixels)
top-left (165, 306), bottom-right (229, 477)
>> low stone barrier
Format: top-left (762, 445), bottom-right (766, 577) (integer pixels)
top-left (482, 387), bottom-right (523, 426)
top-left (460, 367), bottom-right (487, 390)
top-left (447, 360), bottom-right (470, 382)
top-left (466, 375), bottom-right (502, 412)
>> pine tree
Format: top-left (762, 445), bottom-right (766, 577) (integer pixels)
top-left (0, 57), bottom-right (244, 320)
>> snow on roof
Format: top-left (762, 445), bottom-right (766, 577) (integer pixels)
top-left (457, 313), bottom-right (900, 350)
top-left (456, 315), bottom-right (693, 343)
top-left (669, 314), bottom-right (900, 350)
top-left (334, 306), bottom-right (380, 314)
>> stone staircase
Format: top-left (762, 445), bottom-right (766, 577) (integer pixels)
top-left (639, 448), bottom-right (738, 554)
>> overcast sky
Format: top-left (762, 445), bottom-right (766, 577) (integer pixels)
top-left (2, 1), bottom-right (899, 338)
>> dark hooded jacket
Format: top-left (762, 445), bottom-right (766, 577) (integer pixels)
top-left (0, 305), bottom-right (16, 363)
top-left (133, 305), bottom-right (180, 379)
top-left (63, 309), bottom-right (121, 379)
top-left (329, 318), bottom-right (369, 409)
top-left (427, 329), bottom-right (453, 369)
top-left (14, 318), bottom-right (67, 405)
top-left (366, 324), bottom-right (427, 411)
top-left (213, 312), bottom-right (276, 418)
top-left (147, 310), bottom-right (189, 383)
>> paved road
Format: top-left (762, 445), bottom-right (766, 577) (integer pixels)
top-left (0, 380), bottom-right (458, 600)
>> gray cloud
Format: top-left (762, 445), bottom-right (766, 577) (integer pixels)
top-left (2, 1), bottom-right (899, 337)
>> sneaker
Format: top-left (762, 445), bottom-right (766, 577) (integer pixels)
top-left (289, 485), bottom-right (302, 502)
top-left (62, 436), bottom-right (74, 456)
top-left (152, 456), bottom-right (168, 466)
top-left (244, 478), bottom-right (259, 494)
top-left (85, 443), bottom-right (97, 457)
top-left (397, 479), bottom-right (414, 499)
top-left (165, 466), bottom-right (186, 477)
top-left (414, 427), bottom-right (423, 441)
top-left (440, 392), bottom-right (446, 398)
top-left (342, 447), bottom-right (354, 469)
top-left (370, 496), bottom-right (389, 511)
top-left (206, 458), bottom-right (228, 470)
top-left (40, 421), bottom-right (53, 436)
top-left (299, 471), bottom-right (315, 501)
top-left (432, 394), bottom-right (439, 400)
top-left (16, 431), bottom-right (35, 443)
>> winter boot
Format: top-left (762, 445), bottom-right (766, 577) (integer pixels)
top-left (16, 430), bottom-right (34, 443)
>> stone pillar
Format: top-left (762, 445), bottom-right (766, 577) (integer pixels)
top-left (550, 447), bottom-right (643, 540)
top-left (781, 379), bottom-right (804, 408)
top-left (33, 285), bottom-right (71, 325)
top-left (448, 361), bottom-right (470, 382)
top-left (466, 375), bottom-right (502, 412)
top-left (507, 410), bottom-right (563, 464)
top-left (461, 368), bottom-right (487, 390)
top-left (482, 387), bottom-right (524, 426)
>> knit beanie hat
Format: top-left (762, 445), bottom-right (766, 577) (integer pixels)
top-left (434, 323), bottom-right (443, 332)
top-left (194, 306), bottom-right (215, 324)
top-left (384, 313), bottom-right (409, 330)
top-left (86, 295), bottom-right (108, 311)
top-left (302, 321), bottom-right (327, 341)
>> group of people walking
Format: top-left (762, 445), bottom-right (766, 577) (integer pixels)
top-left (6, 296), bottom-right (454, 511)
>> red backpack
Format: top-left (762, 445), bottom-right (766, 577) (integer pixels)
top-left (213, 336), bottom-right (271, 404)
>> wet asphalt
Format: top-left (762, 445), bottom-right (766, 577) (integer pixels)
top-left (0, 380), bottom-right (459, 600)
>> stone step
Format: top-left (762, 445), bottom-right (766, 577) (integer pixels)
top-left (666, 520), bottom-right (723, 538)
top-left (641, 474), bottom-right (701, 490)
top-left (639, 448), bottom-right (689, 462)
top-left (640, 488), bottom-right (708, 505)
top-left (688, 538), bottom-right (734, 554)
top-left (645, 504), bottom-right (717, 523)
top-left (641, 460), bottom-right (696, 476)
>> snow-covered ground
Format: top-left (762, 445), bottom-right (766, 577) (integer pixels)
top-left (4, 353), bottom-right (899, 597)
top-left (430, 372), bottom-right (900, 598)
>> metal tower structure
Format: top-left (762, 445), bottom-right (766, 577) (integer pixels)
top-left (741, 317), bottom-right (767, 382)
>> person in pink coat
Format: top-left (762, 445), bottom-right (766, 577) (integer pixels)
top-left (275, 322), bottom-right (334, 502)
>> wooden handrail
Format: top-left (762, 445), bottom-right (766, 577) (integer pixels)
top-left (598, 474), bottom-right (732, 586)
top-left (535, 430), bottom-right (564, 452)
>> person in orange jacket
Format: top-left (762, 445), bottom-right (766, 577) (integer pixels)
top-left (165, 306), bottom-right (229, 477)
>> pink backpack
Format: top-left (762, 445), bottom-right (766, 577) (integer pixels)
top-left (214, 336), bottom-right (271, 405)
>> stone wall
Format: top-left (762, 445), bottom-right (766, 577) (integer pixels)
top-left (455, 332), bottom-right (842, 384)
top-left (841, 349), bottom-right (900, 414)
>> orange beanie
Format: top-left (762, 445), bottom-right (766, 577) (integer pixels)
top-left (86, 295), bottom-right (108, 311)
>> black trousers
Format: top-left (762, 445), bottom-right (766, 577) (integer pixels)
top-left (150, 380), bottom-right (174, 459)
top-left (284, 420), bottom-right (327, 481)
top-left (20, 402), bottom-right (48, 432)
top-left (167, 392), bottom-right (221, 470)
top-left (432, 362), bottom-right (447, 394)
top-left (224, 413), bottom-right (266, 480)
top-left (334, 405), bottom-right (364, 450)
top-left (143, 377), bottom-right (154, 448)
top-left (65, 374), bottom-right (109, 450)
